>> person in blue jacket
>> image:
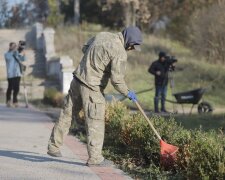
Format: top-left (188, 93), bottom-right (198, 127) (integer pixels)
top-left (4, 42), bottom-right (26, 107)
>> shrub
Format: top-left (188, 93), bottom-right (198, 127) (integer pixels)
top-left (104, 101), bottom-right (225, 179)
top-left (104, 102), bottom-right (188, 178)
top-left (43, 88), bottom-right (64, 107)
top-left (69, 100), bottom-right (225, 178)
top-left (177, 130), bottom-right (225, 179)
top-left (189, 2), bottom-right (225, 64)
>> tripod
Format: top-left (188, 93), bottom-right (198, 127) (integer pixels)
top-left (168, 70), bottom-right (177, 113)
top-left (22, 74), bottom-right (29, 108)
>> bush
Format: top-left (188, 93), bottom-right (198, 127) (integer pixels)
top-left (103, 101), bottom-right (225, 179)
top-left (69, 100), bottom-right (225, 178)
top-left (177, 130), bottom-right (225, 179)
top-left (104, 102), bottom-right (188, 178)
top-left (43, 88), bottom-right (64, 107)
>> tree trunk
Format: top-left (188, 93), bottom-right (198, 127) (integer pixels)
top-left (74, 0), bottom-right (80, 25)
top-left (130, 1), bottom-right (136, 26)
top-left (123, 2), bottom-right (136, 27)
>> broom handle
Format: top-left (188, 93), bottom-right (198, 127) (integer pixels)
top-left (134, 101), bottom-right (162, 140)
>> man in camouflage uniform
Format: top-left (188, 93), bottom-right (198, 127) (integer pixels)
top-left (47, 26), bottom-right (142, 166)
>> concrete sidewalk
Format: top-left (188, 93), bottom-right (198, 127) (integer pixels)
top-left (0, 104), bottom-right (131, 180)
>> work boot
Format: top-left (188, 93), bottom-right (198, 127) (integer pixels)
top-left (47, 150), bottom-right (62, 157)
top-left (161, 109), bottom-right (169, 114)
top-left (6, 101), bottom-right (11, 108)
top-left (13, 103), bottom-right (19, 108)
top-left (161, 98), bottom-right (167, 113)
top-left (86, 159), bottom-right (114, 167)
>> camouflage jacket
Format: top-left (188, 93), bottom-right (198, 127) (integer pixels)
top-left (74, 32), bottom-right (129, 96)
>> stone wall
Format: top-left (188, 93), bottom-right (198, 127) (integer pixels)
top-left (33, 23), bottom-right (74, 94)
top-left (59, 56), bottom-right (74, 94)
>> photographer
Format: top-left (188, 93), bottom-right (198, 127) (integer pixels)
top-left (4, 42), bottom-right (26, 107)
top-left (148, 51), bottom-right (177, 113)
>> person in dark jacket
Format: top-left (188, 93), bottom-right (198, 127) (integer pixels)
top-left (148, 52), bottom-right (171, 113)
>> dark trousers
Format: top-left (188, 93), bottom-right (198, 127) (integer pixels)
top-left (6, 77), bottom-right (21, 103)
top-left (154, 85), bottom-right (167, 112)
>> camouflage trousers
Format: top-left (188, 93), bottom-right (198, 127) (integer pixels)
top-left (48, 78), bottom-right (105, 164)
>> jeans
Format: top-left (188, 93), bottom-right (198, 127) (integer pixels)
top-left (154, 85), bottom-right (167, 112)
top-left (6, 77), bottom-right (21, 103)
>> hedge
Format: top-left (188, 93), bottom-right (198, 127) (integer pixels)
top-left (102, 102), bottom-right (225, 179)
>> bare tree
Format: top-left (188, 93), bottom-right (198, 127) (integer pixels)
top-left (28, 0), bottom-right (49, 21)
top-left (73, 0), bottom-right (80, 25)
top-left (0, 0), bottom-right (8, 27)
top-left (122, 0), bottom-right (138, 26)
top-left (102, 0), bottom-right (142, 27)
top-left (190, 1), bottom-right (225, 64)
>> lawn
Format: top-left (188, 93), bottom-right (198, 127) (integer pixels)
top-left (174, 114), bottom-right (225, 132)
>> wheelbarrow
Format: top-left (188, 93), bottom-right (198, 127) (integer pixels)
top-left (105, 87), bottom-right (213, 114)
top-left (166, 88), bottom-right (213, 114)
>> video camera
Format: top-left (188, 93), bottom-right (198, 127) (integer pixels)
top-left (18, 40), bottom-right (26, 53)
top-left (165, 56), bottom-right (178, 71)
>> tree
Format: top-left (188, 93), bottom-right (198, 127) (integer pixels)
top-left (80, 0), bottom-right (102, 24)
top-left (73, 0), bottom-right (80, 25)
top-left (0, 0), bottom-right (9, 27)
top-left (47, 0), bottom-right (64, 27)
top-left (166, 0), bottom-right (217, 41)
top-left (28, 0), bottom-right (49, 22)
top-left (3, 0), bottom-right (49, 28)
top-left (102, 0), bottom-right (140, 27)
top-left (60, 0), bottom-right (80, 25)
top-left (136, 0), bottom-right (150, 29)
top-left (190, 2), bottom-right (225, 64)
top-left (6, 4), bottom-right (24, 27)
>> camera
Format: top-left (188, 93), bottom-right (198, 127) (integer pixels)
top-left (166, 56), bottom-right (178, 71)
top-left (18, 40), bottom-right (26, 53)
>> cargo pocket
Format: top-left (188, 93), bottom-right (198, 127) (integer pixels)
top-left (88, 93), bottom-right (105, 120)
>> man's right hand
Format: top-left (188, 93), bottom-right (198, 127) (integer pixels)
top-left (127, 91), bottom-right (137, 102)
top-left (156, 71), bottom-right (161, 76)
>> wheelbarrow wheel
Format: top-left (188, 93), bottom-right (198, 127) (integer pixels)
top-left (198, 102), bottom-right (213, 114)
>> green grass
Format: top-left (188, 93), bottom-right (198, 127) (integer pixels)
top-left (174, 114), bottom-right (225, 132)
top-left (54, 25), bottom-right (225, 111)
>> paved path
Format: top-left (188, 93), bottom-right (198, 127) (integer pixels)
top-left (0, 104), bottom-right (131, 180)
